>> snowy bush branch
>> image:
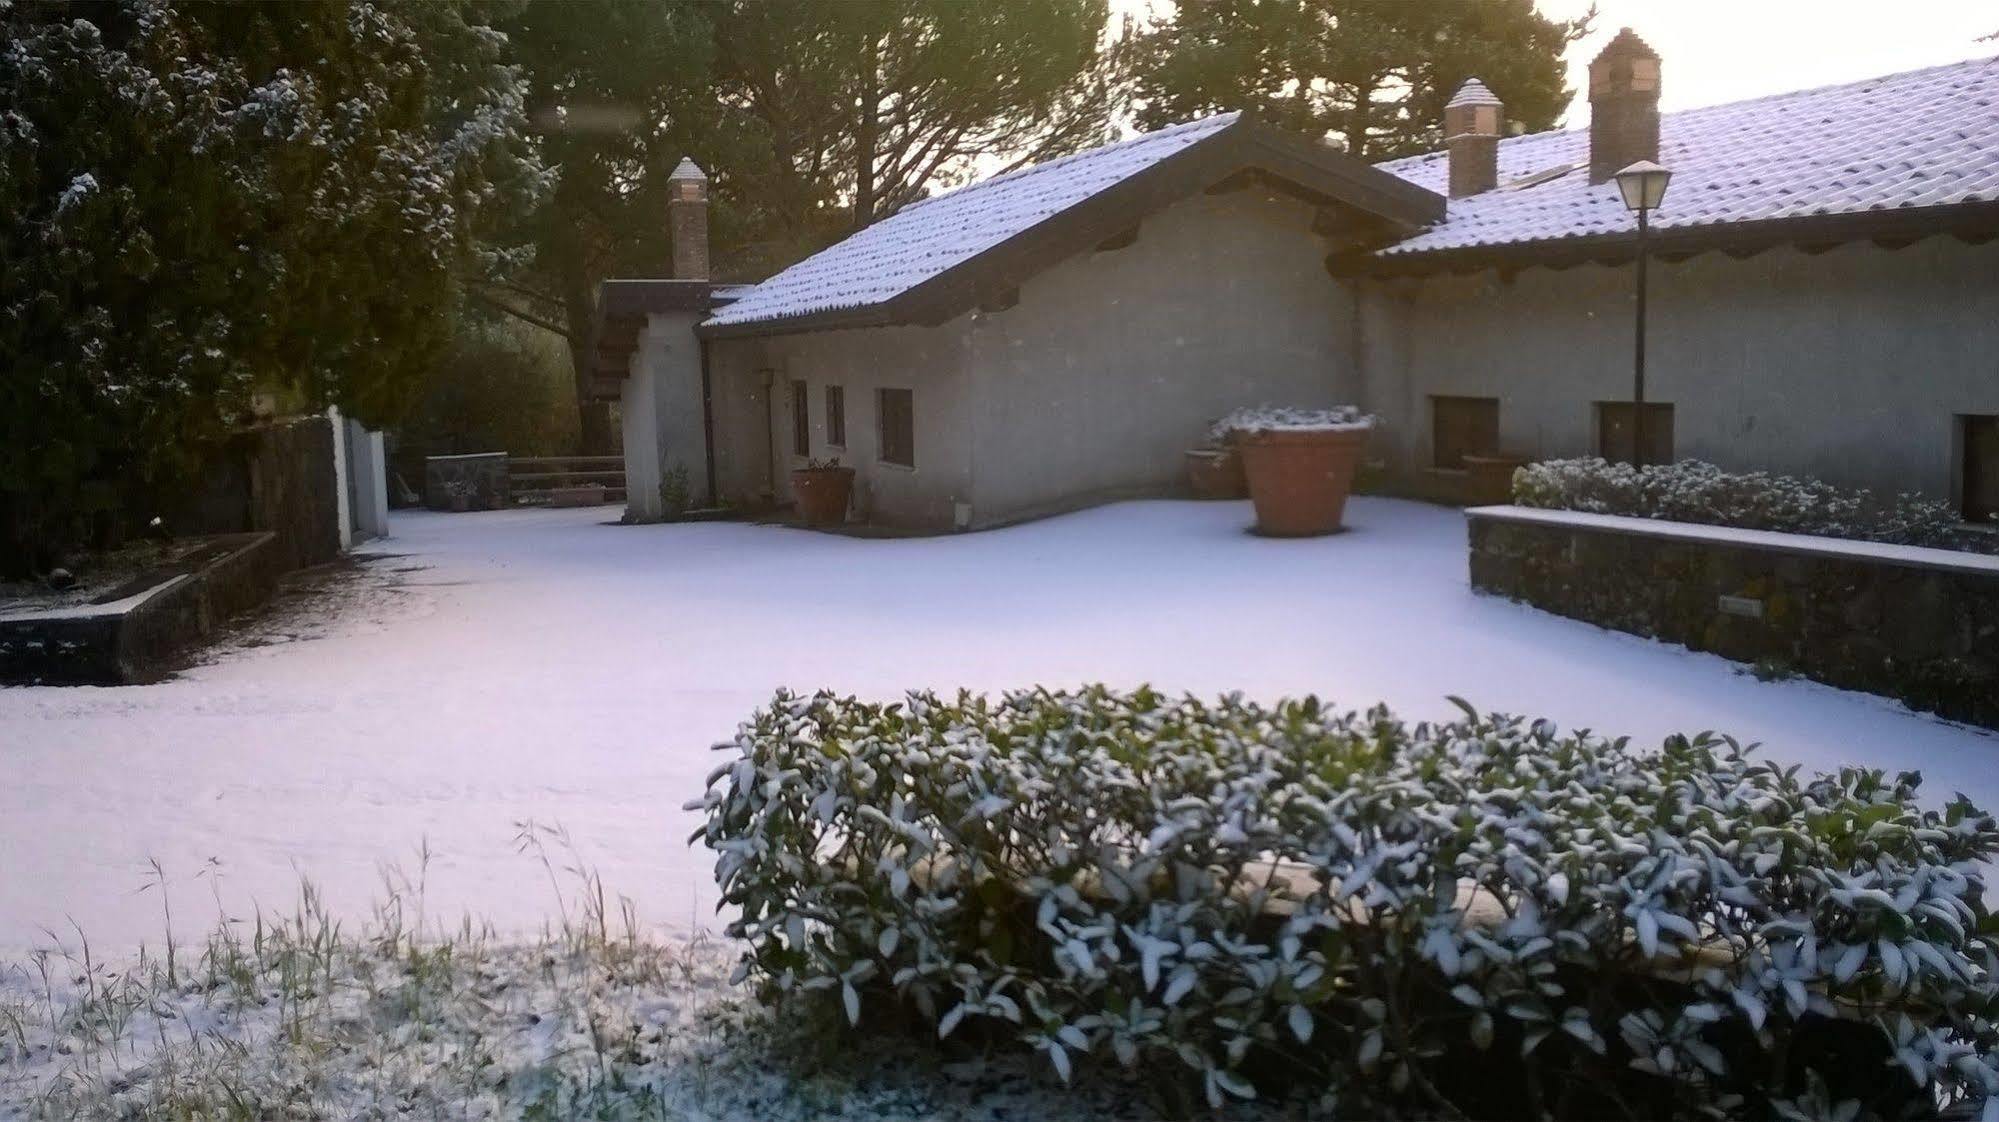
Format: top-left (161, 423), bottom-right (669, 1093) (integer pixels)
top-left (1207, 405), bottom-right (1375, 444)
top-left (1515, 458), bottom-right (1992, 553)
top-left (691, 687), bottom-right (1999, 1118)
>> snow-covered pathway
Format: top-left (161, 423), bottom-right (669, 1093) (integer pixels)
top-left (2, 498), bottom-right (1993, 953)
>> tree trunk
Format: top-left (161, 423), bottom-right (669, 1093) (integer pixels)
top-left (853, 34), bottom-right (879, 230)
top-left (564, 276), bottom-right (614, 456)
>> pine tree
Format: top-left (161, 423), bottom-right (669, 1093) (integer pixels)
top-left (1128, 0), bottom-right (1592, 161)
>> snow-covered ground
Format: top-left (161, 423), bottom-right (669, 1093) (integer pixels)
top-left (2, 497), bottom-right (1994, 956)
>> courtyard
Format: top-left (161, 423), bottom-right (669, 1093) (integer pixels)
top-left (1, 495), bottom-right (1994, 955)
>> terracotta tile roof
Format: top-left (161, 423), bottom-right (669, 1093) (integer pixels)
top-left (1376, 53), bottom-right (1999, 258)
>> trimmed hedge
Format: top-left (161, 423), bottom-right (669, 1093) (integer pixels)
top-left (1513, 458), bottom-right (1993, 554)
top-left (691, 687), bottom-right (1999, 1119)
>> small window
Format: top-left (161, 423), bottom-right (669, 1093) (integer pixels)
top-left (1961, 414), bottom-right (1999, 523)
top-left (825, 385), bottom-right (846, 447)
top-left (1596, 401), bottom-right (1674, 466)
top-left (790, 380), bottom-right (808, 457)
top-left (1431, 395), bottom-right (1499, 470)
top-left (878, 387), bottom-right (914, 468)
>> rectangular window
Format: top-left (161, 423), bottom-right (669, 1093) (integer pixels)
top-left (1961, 414), bottom-right (1999, 523)
top-left (790, 380), bottom-right (809, 457)
top-left (825, 385), bottom-right (846, 448)
top-left (1595, 401), bottom-right (1674, 466)
top-left (1431, 395), bottom-right (1499, 470)
top-left (877, 387), bottom-right (914, 468)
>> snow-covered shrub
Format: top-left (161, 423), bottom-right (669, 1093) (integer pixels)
top-left (1207, 406), bottom-right (1374, 444)
top-left (691, 687), bottom-right (1999, 1119)
top-left (1515, 458), bottom-right (1990, 553)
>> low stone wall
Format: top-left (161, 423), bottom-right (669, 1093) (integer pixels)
top-left (1467, 506), bottom-right (1999, 729)
top-left (180, 415), bottom-right (343, 572)
top-left (0, 532), bottom-right (280, 685)
top-left (425, 453), bottom-right (509, 511)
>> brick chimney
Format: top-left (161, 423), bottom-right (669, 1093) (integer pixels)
top-left (1444, 78), bottom-right (1503, 198)
top-left (668, 157), bottom-right (709, 281)
top-left (1588, 28), bottom-right (1661, 184)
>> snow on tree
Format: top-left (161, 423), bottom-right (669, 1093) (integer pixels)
top-left (0, 0), bottom-right (543, 573)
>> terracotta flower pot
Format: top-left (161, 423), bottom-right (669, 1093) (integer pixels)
top-left (1184, 447), bottom-right (1247, 500)
top-left (790, 466), bottom-right (855, 527)
top-left (1462, 453), bottom-right (1531, 506)
top-left (1238, 426), bottom-right (1370, 536)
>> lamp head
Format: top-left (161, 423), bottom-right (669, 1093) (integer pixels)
top-left (1614, 160), bottom-right (1672, 212)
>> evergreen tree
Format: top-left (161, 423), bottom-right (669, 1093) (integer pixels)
top-left (0, 0), bottom-right (540, 573)
top-left (711, 0), bottom-right (1125, 243)
top-left (1128, 0), bottom-right (1591, 160)
top-left (476, 0), bottom-right (716, 454)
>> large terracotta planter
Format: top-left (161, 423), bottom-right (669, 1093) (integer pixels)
top-left (1184, 447), bottom-right (1247, 500)
top-left (1462, 453), bottom-right (1531, 506)
top-left (1238, 426), bottom-right (1370, 536)
top-left (790, 466), bottom-right (855, 527)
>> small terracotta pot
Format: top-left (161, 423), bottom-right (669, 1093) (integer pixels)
top-left (1462, 453), bottom-right (1531, 506)
top-left (1238, 427), bottom-right (1370, 536)
top-left (790, 466), bottom-right (855, 527)
top-left (1184, 447), bottom-right (1247, 500)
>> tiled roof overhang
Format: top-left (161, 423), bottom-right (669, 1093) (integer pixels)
top-left (1331, 198), bottom-right (1999, 279)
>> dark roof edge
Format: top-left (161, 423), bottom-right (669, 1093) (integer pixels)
top-left (1335, 199), bottom-right (1999, 277)
top-left (599, 278), bottom-right (720, 318)
top-left (703, 115), bottom-right (1447, 339)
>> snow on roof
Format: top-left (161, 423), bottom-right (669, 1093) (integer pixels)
top-left (1446, 79), bottom-right (1502, 109)
top-left (1377, 54), bottom-right (1999, 257)
top-left (706, 113), bottom-right (1241, 328)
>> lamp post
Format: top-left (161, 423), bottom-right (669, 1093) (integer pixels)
top-left (1613, 160), bottom-right (1672, 469)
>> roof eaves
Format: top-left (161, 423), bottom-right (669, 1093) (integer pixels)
top-left (1338, 198), bottom-right (1999, 278)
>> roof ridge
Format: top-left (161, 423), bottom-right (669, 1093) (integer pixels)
top-left (895, 112), bottom-right (1241, 216)
top-left (1380, 50), bottom-right (1999, 174)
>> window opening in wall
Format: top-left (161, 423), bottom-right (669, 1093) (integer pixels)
top-left (1960, 414), bottom-right (1999, 524)
top-left (790, 379), bottom-right (808, 457)
top-left (825, 385), bottom-right (846, 447)
top-left (1431, 395), bottom-right (1499, 470)
top-left (1595, 401), bottom-right (1674, 466)
top-left (878, 387), bottom-right (914, 468)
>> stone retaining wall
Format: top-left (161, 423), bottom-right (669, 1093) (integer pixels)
top-left (1467, 506), bottom-right (1999, 729)
top-left (424, 452), bottom-right (509, 511)
top-left (0, 532), bottom-right (280, 685)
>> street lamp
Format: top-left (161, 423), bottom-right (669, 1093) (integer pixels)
top-left (1613, 159), bottom-right (1672, 469)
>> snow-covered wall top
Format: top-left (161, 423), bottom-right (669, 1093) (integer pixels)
top-left (1377, 55), bottom-right (1999, 257)
top-left (1470, 505), bottom-right (1999, 579)
top-left (705, 114), bottom-right (1240, 329)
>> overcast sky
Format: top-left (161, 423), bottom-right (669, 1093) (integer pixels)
top-left (1112, 0), bottom-right (1999, 128)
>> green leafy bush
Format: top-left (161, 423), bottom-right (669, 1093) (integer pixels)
top-left (398, 321), bottom-right (580, 462)
top-left (1514, 458), bottom-right (1990, 553)
top-left (691, 687), bottom-right (1999, 1119)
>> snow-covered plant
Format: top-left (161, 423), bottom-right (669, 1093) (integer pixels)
top-left (0, 0), bottom-right (544, 573)
top-left (1515, 458), bottom-right (1990, 553)
top-left (1207, 405), bottom-right (1375, 444)
top-left (692, 687), bottom-right (1999, 1119)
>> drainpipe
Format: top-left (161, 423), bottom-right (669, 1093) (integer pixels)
top-left (699, 338), bottom-right (718, 508)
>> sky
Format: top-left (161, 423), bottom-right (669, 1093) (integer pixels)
top-left (1112, 0), bottom-right (1999, 128)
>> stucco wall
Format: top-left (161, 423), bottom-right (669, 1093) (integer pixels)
top-left (706, 321), bottom-right (976, 528)
top-left (963, 187), bottom-right (1358, 525)
top-left (621, 309), bottom-right (708, 521)
top-left (1360, 236), bottom-right (1999, 504)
